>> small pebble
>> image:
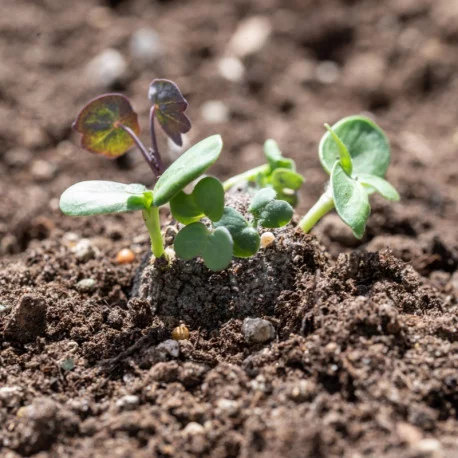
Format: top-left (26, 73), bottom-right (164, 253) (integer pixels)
top-left (62, 232), bottom-right (80, 248)
top-left (3, 147), bottom-right (32, 168)
top-left (156, 339), bottom-right (180, 359)
top-left (182, 422), bottom-right (205, 436)
top-left (86, 48), bottom-right (127, 88)
top-left (116, 248), bottom-right (135, 264)
top-left (30, 160), bottom-right (57, 182)
top-left (60, 358), bottom-right (75, 371)
top-left (260, 232), bottom-right (275, 249)
top-left (200, 100), bottom-right (229, 124)
top-left (242, 317), bottom-right (276, 344)
top-left (217, 57), bottom-right (245, 82)
top-left (72, 239), bottom-right (95, 262)
top-left (76, 278), bottom-right (96, 293)
top-left (396, 422), bottom-right (423, 445)
top-left (116, 395), bottom-right (140, 411)
top-left (414, 438), bottom-right (442, 453)
top-left (172, 324), bottom-right (190, 341)
top-left (130, 28), bottom-right (162, 62)
top-left (316, 61), bottom-right (340, 84)
top-left (0, 303), bottom-right (12, 314)
top-left (227, 16), bottom-right (272, 57)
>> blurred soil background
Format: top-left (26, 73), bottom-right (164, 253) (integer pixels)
top-left (0, 0), bottom-right (457, 457)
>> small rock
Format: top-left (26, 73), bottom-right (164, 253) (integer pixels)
top-left (396, 422), bottom-right (423, 445)
top-left (30, 159), bottom-right (57, 182)
top-left (0, 303), bottom-right (12, 314)
top-left (3, 147), bottom-right (32, 168)
top-left (116, 395), bottom-right (140, 411)
top-left (156, 339), bottom-right (180, 359)
top-left (227, 16), bottom-right (272, 57)
top-left (200, 100), bottom-right (229, 124)
top-left (60, 358), bottom-right (75, 371)
top-left (217, 56), bottom-right (245, 82)
top-left (4, 294), bottom-right (47, 343)
top-left (182, 421), bottom-right (205, 436)
top-left (242, 317), bottom-right (276, 344)
top-left (316, 61), bottom-right (340, 84)
top-left (287, 380), bottom-right (317, 403)
top-left (130, 28), bottom-right (162, 63)
top-left (86, 48), bottom-right (127, 88)
top-left (414, 438), bottom-right (442, 454)
top-left (260, 232), bottom-right (275, 249)
top-left (76, 278), bottom-right (96, 293)
top-left (72, 239), bottom-right (95, 262)
top-left (62, 232), bottom-right (80, 248)
top-left (216, 399), bottom-right (239, 416)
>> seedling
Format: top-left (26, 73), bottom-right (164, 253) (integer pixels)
top-left (60, 79), bottom-right (293, 271)
top-left (298, 116), bottom-right (400, 238)
top-left (223, 139), bottom-right (305, 207)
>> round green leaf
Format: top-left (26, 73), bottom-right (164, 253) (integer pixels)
top-left (258, 200), bottom-right (293, 228)
top-left (357, 173), bottom-right (400, 201)
top-left (73, 94), bottom-right (140, 158)
top-left (331, 163), bottom-right (370, 239)
top-left (248, 188), bottom-right (276, 217)
top-left (153, 135), bottom-right (223, 206)
top-left (60, 181), bottom-right (151, 216)
top-left (214, 207), bottom-right (260, 257)
top-left (271, 168), bottom-right (304, 192)
top-left (169, 191), bottom-right (202, 225)
top-left (320, 116), bottom-right (390, 177)
top-left (174, 222), bottom-right (233, 271)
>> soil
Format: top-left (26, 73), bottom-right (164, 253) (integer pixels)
top-left (1, 0), bottom-right (457, 457)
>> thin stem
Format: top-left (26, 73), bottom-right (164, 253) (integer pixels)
top-left (298, 188), bottom-right (335, 233)
top-left (149, 106), bottom-right (165, 175)
top-left (118, 123), bottom-right (158, 177)
top-left (223, 164), bottom-right (270, 191)
top-left (142, 206), bottom-right (165, 259)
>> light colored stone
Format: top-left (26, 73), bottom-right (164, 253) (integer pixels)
top-left (316, 61), bottom-right (340, 84)
top-left (130, 28), bottom-right (162, 62)
top-left (72, 239), bottom-right (96, 262)
top-left (200, 100), bottom-right (229, 124)
top-left (116, 395), bottom-right (140, 411)
top-left (227, 16), bottom-right (272, 57)
top-left (76, 278), bottom-right (97, 292)
top-left (86, 48), bottom-right (127, 88)
top-left (218, 57), bottom-right (245, 82)
top-left (156, 339), bottom-right (180, 359)
top-left (182, 421), bottom-right (204, 436)
top-left (30, 160), bottom-right (57, 181)
top-left (260, 232), bottom-right (275, 249)
top-left (242, 318), bottom-right (276, 344)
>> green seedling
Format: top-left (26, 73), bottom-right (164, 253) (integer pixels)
top-left (60, 79), bottom-right (293, 271)
top-left (298, 116), bottom-right (400, 238)
top-left (223, 139), bottom-right (305, 207)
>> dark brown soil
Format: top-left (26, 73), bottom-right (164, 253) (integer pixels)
top-left (1, 0), bottom-right (457, 457)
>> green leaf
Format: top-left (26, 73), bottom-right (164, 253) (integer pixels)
top-left (174, 222), bottom-right (233, 271)
top-left (170, 176), bottom-right (225, 224)
top-left (60, 181), bottom-right (151, 216)
top-left (153, 135), bottom-right (223, 206)
top-left (148, 79), bottom-right (191, 146)
top-left (324, 123), bottom-right (352, 175)
top-left (357, 174), bottom-right (400, 201)
top-left (320, 116), bottom-right (390, 177)
top-left (73, 94), bottom-right (140, 158)
top-left (214, 207), bottom-right (260, 257)
top-left (264, 139), bottom-right (295, 170)
top-left (248, 188), bottom-right (277, 216)
top-left (331, 163), bottom-right (370, 239)
top-left (271, 168), bottom-right (304, 192)
top-left (258, 200), bottom-right (293, 228)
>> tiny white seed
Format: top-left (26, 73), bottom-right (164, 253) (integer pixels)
top-left (260, 232), bottom-right (275, 249)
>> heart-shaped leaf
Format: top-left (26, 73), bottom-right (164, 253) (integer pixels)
top-left (174, 222), bottom-right (233, 271)
top-left (331, 162), bottom-right (370, 239)
top-left (264, 139), bottom-right (295, 171)
top-left (60, 181), bottom-right (152, 216)
top-left (320, 116), bottom-right (390, 177)
top-left (73, 94), bottom-right (140, 158)
top-left (170, 177), bottom-right (225, 224)
top-left (153, 135), bottom-right (223, 206)
top-left (214, 207), bottom-right (260, 257)
top-left (148, 79), bottom-right (191, 147)
top-left (357, 173), bottom-right (400, 201)
top-left (248, 188), bottom-right (293, 228)
top-left (271, 168), bottom-right (304, 193)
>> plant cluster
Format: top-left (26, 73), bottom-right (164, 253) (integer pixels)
top-left (60, 79), bottom-right (399, 271)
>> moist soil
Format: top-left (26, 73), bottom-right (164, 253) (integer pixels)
top-left (1, 0), bottom-right (458, 457)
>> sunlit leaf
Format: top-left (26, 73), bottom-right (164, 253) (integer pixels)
top-left (60, 181), bottom-right (151, 216)
top-left (357, 173), bottom-right (400, 201)
top-left (264, 139), bottom-right (295, 170)
top-left (174, 222), bottom-right (233, 271)
top-left (249, 188), bottom-right (293, 228)
top-left (73, 94), bottom-right (140, 158)
top-left (148, 79), bottom-right (191, 146)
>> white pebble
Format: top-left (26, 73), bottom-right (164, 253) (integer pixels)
top-left (156, 339), bottom-right (180, 359)
top-left (76, 278), bottom-right (96, 292)
top-left (182, 422), bottom-right (204, 436)
top-left (218, 57), bottom-right (245, 82)
top-left (316, 61), bottom-right (340, 84)
top-left (200, 100), bottom-right (229, 124)
top-left (130, 28), bottom-right (162, 63)
top-left (72, 239), bottom-right (96, 262)
top-left (260, 232), bottom-right (275, 249)
top-left (116, 395), bottom-right (139, 411)
top-left (242, 318), bottom-right (276, 344)
top-left (227, 16), bottom-right (272, 57)
top-left (86, 48), bottom-right (127, 88)
top-left (30, 160), bottom-right (57, 182)
top-left (414, 438), bottom-right (442, 453)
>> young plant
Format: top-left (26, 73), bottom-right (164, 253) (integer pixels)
top-left (60, 79), bottom-right (293, 271)
top-left (298, 116), bottom-right (400, 238)
top-left (223, 139), bottom-right (305, 207)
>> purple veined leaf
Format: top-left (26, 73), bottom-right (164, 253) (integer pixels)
top-left (73, 94), bottom-right (140, 158)
top-left (148, 79), bottom-right (191, 146)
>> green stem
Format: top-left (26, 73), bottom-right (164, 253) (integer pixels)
top-left (223, 165), bottom-right (270, 191)
top-left (142, 206), bottom-right (165, 258)
top-left (298, 189), bottom-right (335, 233)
